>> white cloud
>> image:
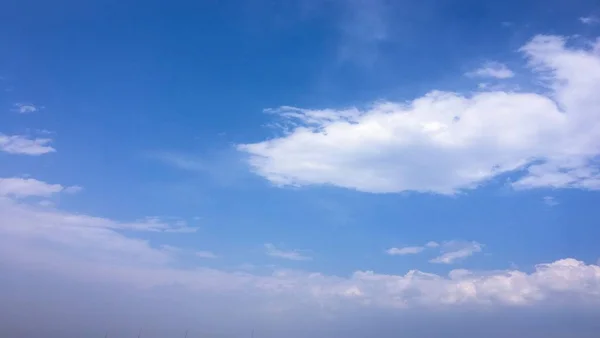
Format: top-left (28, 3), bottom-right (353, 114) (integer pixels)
top-left (425, 241), bottom-right (440, 248)
top-left (512, 160), bottom-right (600, 190)
top-left (0, 134), bottom-right (55, 155)
top-left (238, 35), bottom-right (600, 195)
top-left (128, 216), bottom-right (198, 233)
top-left (63, 185), bottom-right (83, 194)
top-left (0, 198), bottom-right (172, 266)
top-left (387, 246), bottom-right (425, 255)
top-left (387, 241), bottom-right (477, 262)
top-left (13, 103), bottom-right (42, 114)
top-left (0, 177), bottom-right (66, 198)
top-left (466, 61), bottom-right (515, 79)
top-left (265, 243), bottom-right (312, 261)
top-left (196, 251), bottom-right (218, 259)
top-left (580, 16), bottom-right (599, 25)
top-left (430, 241), bottom-right (483, 264)
top-left (0, 186), bottom-right (599, 311)
top-left (0, 179), bottom-right (196, 233)
top-left (1, 208), bottom-right (599, 309)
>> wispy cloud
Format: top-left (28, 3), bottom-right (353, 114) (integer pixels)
top-left (38, 200), bottom-right (54, 207)
top-left (13, 103), bottom-right (42, 114)
top-left (0, 180), bottom-right (197, 232)
top-left (63, 185), bottom-right (83, 194)
top-left (265, 243), bottom-right (311, 261)
top-left (335, 0), bottom-right (390, 66)
top-left (148, 150), bottom-right (248, 187)
top-left (196, 251), bottom-right (218, 259)
top-left (386, 241), bottom-right (439, 256)
top-left (164, 227), bottom-right (198, 234)
top-left (160, 244), bottom-right (185, 254)
top-left (150, 152), bottom-right (206, 172)
top-left (132, 216), bottom-right (198, 233)
top-left (161, 245), bottom-right (217, 259)
top-left (0, 177), bottom-right (76, 198)
top-left (0, 134), bottom-right (55, 155)
top-left (425, 241), bottom-right (440, 248)
top-left (0, 199), bottom-right (173, 265)
top-left (386, 246), bottom-right (425, 255)
top-left (580, 16), bottom-right (599, 25)
top-left (466, 61), bottom-right (515, 79)
top-left (430, 241), bottom-right (483, 264)
top-left (543, 196), bottom-right (559, 206)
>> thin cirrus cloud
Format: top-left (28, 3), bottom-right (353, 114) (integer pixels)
top-left (430, 241), bottom-right (484, 264)
top-left (579, 16), bottom-right (599, 25)
top-left (149, 151), bottom-right (207, 172)
top-left (543, 196), bottom-right (559, 206)
top-left (63, 185), bottom-right (83, 194)
top-left (386, 242), bottom-right (439, 255)
top-left (0, 177), bottom-right (79, 199)
top-left (336, 0), bottom-right (390, 66)
top-left (465, 61), bottom-right (515, 79)
top-left (386, 240), bottom-right (480, 265)
top-left (238, 35), bottom-right (600, 195)
top-left (0, 181), bottom-right (200, 269)
top-left (386, 246), bottom-right (425, 255)
top-left (12, 102), bottom-right (42, 114)
top-left (425, 241), bottom-right (440, 248)
top-left (0, 134), bottom-right (55, 155)
top-left (265, 243), bottom-right (312, 261)
top-left (0, 177), bottom-right (196, 234)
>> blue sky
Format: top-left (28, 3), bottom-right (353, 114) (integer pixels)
top-left (2, 1), bottom-right (600, 337)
